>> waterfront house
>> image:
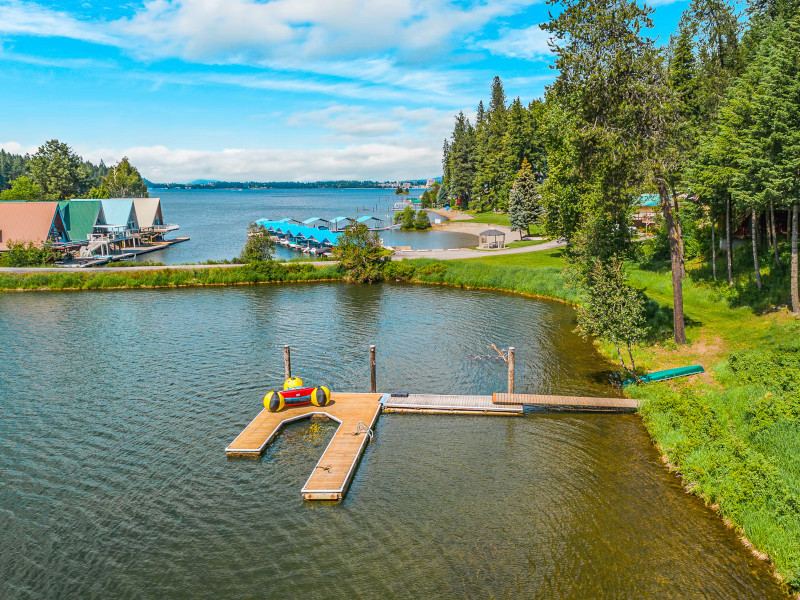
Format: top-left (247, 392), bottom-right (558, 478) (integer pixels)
top-left (70, 198), bottom-right (139, 251)
top-left (132, 197), bottom-right (178, 241)
top-left (0, 201), bottom-right (68, 251)
top-left (58, 200), bottom-right (105, 243)
top-left (634, 194), bottom-right (659, 231)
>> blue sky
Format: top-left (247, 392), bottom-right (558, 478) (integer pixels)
top-left (0, 0), bottom-right (688, 182)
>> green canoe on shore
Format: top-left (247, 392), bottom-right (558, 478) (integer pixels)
top-left (623, 364), bottom-right (705, 386)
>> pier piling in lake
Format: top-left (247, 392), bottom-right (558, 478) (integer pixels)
top-left (284, 345), bottom-right (291, 379)
top-left (370, 345), bottom-right (376, 393)
top-left (508, 347), bottom-right (515, 394)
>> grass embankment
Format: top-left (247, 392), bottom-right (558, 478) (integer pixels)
top-left (0, 262), bottom-right (343, 291)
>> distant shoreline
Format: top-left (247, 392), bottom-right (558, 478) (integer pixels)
top-left (146, 181), bottom-right (433, 191)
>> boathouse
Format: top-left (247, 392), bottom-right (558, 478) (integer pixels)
top-left (57, 200), bottom-right (105, 243)
top-left (0, 201), bottom-right (68, 251)
top-left (355, 215), bottom-right (385, 230)
top-left (302, 217), bottom-right (331, 230)
top-left (330, 216), bottom-right (353, 232)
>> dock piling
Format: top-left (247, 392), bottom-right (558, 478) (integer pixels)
top-left (370, 345), bottom-right (376, 393)
top-left (284, 345), bottom-right (291, 379)
top-left (508, 347), bottom-right (515, 394)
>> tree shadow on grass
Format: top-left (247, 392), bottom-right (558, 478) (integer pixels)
top-left (642, 295), bottom-right (702, 341)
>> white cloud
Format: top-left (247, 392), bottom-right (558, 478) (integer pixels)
top-left (0, 0), bottom-right (116, 45)
top-left (0, 140), bottom-right (38, 155)
top-left (76, 143), bottom-right (443, 182)
top-left (119, 0), bottom-right (536, 64)
top-left (479, 25), bottom-right (552, 60)
top-left (284, 104), bottom-right (463, 140)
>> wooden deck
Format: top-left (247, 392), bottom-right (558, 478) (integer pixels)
top-left (226, 393), bottom-right (383, 501)
top-left (382, 394), bottom-right (523, 415)
top-left (492, 393), bottom-right (639, 411)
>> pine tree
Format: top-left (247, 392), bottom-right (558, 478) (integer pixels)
top-left (754, 14), bottom-right (800, 311)
top-left (508, 159), bottom-right (541, 239)
top-left (472, 77), bottom-right (509, 211)
top-left (448, 112), bottom-right (476, 209)
top-left (438, 139), bottom-right (451, 206)
top-left (503, 98), bottom-right (528, 199)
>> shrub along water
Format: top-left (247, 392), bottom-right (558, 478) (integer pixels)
top-left (629, 323), bottom-right (800, 589)
top-left (0, 262), bottom-right (343, 291)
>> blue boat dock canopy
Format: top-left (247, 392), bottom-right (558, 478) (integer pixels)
top-left (302, 217), bottom-right (331, 229)
top-left (355, 215), bottom-right (385, 228)
top-left (256, 220), bottom-right (342, 246)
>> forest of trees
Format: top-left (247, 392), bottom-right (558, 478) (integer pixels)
top-left (441, 0), bottom-right (800, 346)
top-left (0, 141), bottom-right (148, 200)
top-left (439, 77), bottom-right (547, 212)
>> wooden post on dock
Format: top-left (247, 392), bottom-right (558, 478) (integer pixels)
top-left (370, 345), bottom-right (377, 393)
top-left (508, 347), bottom-right (515, 394)
top-left (284, 345), bottom-right (291, 379)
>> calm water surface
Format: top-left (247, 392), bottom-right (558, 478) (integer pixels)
top-left (142, 188), bottom-right (476, 263)
top-left (0, 284), bottom-right (787, 599)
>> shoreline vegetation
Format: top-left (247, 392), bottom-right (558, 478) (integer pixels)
top-left (3, 249), bottom-right (798, 593)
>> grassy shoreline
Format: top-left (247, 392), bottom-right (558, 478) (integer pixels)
top-left (2, 252), bottom-right (798, 592)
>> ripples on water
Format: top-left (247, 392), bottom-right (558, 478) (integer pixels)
top-left (0, 284), bottom-right (788, 599)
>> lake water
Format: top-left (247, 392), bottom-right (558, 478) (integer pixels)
top-left (0, 283), bottom-right (788, 599)
top-left (142, 188), bottom-right (477, 263)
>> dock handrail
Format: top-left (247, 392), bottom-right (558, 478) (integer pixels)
top-left (355, 421), bottom-right (374, 442)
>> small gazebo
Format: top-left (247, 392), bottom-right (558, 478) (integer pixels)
top-left (479, 229), bottom-right (506, 249)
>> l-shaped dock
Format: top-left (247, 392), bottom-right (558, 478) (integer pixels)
top-left (226, 391), bottom-right (638, 501)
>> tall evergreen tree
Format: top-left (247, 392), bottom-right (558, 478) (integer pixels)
top-left (447, 112), bottom-right (476, 209)
top-left (503, 98), bottom-right (528, 197)
top-left (543, 0), bottom-right (686, 343)
top-left (472, 77), bottom-right (509, 211)
top-left (753, 14), bottom-right (800, 311)
top-left (438, 139), bottom-right (451, 206)
top-left (508, 158), bottom-right (541, 239)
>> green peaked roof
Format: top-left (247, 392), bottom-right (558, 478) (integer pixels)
top-left (638, 193), bottom-right (660, 207)
top-left (59, 200), bottom-right (102, 242)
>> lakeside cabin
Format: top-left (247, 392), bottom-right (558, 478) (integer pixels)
top-left (0, 201), bottom-right (68, 251)
top-left (634, 194), bottom-right (659, 232)
top-left (0, 197), bottom-right (179, 259)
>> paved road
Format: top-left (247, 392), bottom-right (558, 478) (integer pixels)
top-left (391, 239), bottom-right (565, 260)
top-left (0, 239), bottom-right (566, 274)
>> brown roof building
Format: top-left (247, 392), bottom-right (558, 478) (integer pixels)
top-left (0, 201), bottom-right (68, 251)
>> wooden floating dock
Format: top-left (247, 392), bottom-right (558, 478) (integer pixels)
top-left (226, 389), bottom-right (637, 501)
top-left (225, 393), bottom-right (383, 501)
top-left (492, 393), bottom-right (639, 411)
top-left (382, 394), bottom-right (523, 415)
